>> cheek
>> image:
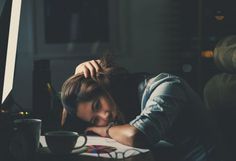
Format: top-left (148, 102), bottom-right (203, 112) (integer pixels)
top-left (76, 102), bottom-right (93, 122)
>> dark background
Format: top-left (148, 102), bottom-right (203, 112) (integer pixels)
top-left (6, 0), bottom-right (236, 112)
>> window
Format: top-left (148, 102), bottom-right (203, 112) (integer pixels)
top-left (34, 0), bottom-right (123, 59)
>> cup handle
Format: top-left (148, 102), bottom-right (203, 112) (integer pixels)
top-left (75, 134), bottom-right (87, 149)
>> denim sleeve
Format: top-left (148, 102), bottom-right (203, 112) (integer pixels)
top-left (129, 81), bottom-right (187, 146)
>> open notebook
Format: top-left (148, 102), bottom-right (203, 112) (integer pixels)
top-left (40, 135), bottom-right (150, 159)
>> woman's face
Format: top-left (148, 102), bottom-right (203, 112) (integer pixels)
top-left (76, 95), bottom-right (118, 126)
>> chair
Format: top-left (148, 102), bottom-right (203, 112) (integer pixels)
top-left (204, 35), bottom-right (236, 161)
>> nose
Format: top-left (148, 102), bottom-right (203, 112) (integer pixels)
top-left (96, 111), bottom-right (109, 126)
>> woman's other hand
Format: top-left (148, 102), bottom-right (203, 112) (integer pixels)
top-left (86, 124), bottom-right (149, 148)
top-left (85, 126), bottom-right (107, 137)
top-left (75, 59), bottom-right (102, 78)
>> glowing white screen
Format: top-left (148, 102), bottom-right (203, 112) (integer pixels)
top-left (1, 0), bottom-right (22, 104)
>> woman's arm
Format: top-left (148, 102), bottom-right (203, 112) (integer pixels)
top-left (86, 124), bottom-right (149, 148)
top-left (109, 124), bottom-right (149, 148)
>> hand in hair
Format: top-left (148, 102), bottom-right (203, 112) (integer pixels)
top-left (75, 59), bottom-right (102, 78)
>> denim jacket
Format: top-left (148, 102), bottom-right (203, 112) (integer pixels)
top-left (130, 73), bottom-right (217, 161)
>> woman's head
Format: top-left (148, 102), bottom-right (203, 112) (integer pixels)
top-left (60, 55), bottom-right (141, 131)
top-left (61, 73), bottom-right (119, 127)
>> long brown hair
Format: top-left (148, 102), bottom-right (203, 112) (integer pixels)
top-left (61, 74), bottom-right (108, 114)
top-left (60, 55), bottom-right (129, 129)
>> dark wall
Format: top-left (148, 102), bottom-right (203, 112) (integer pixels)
top-left (12, 0), bottom-right (236, 111)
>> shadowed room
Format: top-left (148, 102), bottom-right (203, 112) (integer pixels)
top-left (1, 0), bottom-right (236, 161)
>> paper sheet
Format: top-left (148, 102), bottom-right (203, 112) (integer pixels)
top-left (40, 135), bottom-right (149, 159)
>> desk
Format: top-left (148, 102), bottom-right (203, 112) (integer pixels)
top-left (36, 136), bottom-right (155, 161)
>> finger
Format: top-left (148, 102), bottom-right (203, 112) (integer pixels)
top-left (85, 127), bottom-right (99, 135)
top-left (75, 64), bottom-right (84, 75)
top-left (85, 127), bottom-right (93, 132)
top-left (83, 65), bottom-right (90, 78)
top-left (86, 62), bottom-right (96, 78)
top-left (85, 128), bottom-right (90, 132)
top-left (95, 59), bottom-right (101, 65)
top-left (90, 60), bottom-right (102, 73)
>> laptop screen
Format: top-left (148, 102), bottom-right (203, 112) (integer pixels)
top-left (0, 0), bottom-right (22, 106)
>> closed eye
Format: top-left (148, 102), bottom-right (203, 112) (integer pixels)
top-left (92, 99), bottom-right (100, 112)
top-left (90, 99), bottom-right (100, 125)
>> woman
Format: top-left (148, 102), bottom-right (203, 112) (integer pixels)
top-left (61, 57), bottom-right (221, 161)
